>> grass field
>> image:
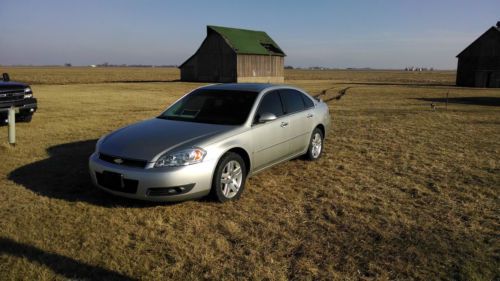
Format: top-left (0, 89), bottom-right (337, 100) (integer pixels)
top-left (0, 67), bottom-right (498, 280)
top-left (3, 66), bottom-right (455, 85)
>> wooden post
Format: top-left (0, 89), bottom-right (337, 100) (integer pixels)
top-left (446, 92), bottom-right (449, 110)
top-left (8, 106), bottom-right (15, 146)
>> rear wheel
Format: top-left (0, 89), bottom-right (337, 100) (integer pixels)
top-left (305, 128), bottom-right (323, 161)
top-left (211, 152), bottom-right (246, 202)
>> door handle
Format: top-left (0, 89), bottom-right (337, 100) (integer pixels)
top-left (280, 122), bottom-right (289, 128)
top-left (307, 113), bottom-right (314, 118)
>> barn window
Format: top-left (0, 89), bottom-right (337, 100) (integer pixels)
top-left (260, 43), bottom-right (281, 54)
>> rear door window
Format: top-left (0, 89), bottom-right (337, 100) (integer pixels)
top-left (280, 89), bottom-right (305, 114)
top-left (301, 93), bottom-right (315, 108)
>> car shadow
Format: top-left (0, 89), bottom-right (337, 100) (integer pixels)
top-left (413, 97), bottom-right (500, 107)
top-left (8, 139), bottom-right (175, 208)
top-left (0, 237), bottom-right (137, 280)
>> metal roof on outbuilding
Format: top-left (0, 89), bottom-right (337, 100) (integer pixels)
top-left (207, 25), bottom-right (286, 56)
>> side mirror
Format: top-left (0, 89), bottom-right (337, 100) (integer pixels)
top-left (2, 73), bottom-right (10, 82)
top-left (258, 112), bottom-right (277, 123)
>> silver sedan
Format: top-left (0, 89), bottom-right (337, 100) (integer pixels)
top-left (89, 83), bottom-right (331, 202)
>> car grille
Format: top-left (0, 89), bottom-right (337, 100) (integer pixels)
top-left (99, 153), bottom-right (148, 168)
top-left (0, 89), bottom-right (24, 103)
top-left (0, 89), bottom-right (24, 94)
top-left (95, 171), bottom-right (138, 193)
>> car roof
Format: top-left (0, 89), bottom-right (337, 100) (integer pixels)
top-left (201, 83), bottom-right (282, 92)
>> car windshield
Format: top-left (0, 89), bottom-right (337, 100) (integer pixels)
top-left (158, 89), bottom-right (258, 125)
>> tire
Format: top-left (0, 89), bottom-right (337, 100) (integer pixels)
top-left (211, 152), bottom-right (247, 202)
top-left (305, 128), bottom-right (324, 161)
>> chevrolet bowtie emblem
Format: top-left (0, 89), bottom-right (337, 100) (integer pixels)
top-left (113, 158), bottom-right (124, 164)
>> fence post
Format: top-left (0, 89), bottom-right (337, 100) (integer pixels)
top-left (8, 106), bottom-right (15, 146)
top-left (446, 92), bottom-right (449, 110)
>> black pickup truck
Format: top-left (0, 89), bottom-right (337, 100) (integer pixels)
top-left (0, 73), bottom-right (37, 123)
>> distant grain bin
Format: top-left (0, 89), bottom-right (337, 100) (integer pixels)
top-left (456, 22), bottom-right (500, 88)
top-left (179, 25), bottom-right (286, 83)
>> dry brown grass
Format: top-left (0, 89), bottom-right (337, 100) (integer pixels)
top-left (4, 66), bottom-right (455, 86)
top-left (0, 68), bottom-right (498, 280)
top-left (2, 66), bottom-right (180, 85)
top-left (286, 69), bottom-right (455, 85)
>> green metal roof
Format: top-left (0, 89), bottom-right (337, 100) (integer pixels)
top-left (208, 25), bottom-right (286, 56)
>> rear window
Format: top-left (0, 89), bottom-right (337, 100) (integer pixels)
top-left (159, 89), bottom-right (258, 125)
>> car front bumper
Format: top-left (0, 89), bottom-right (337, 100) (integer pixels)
top-left (88, 152), bottom-right (216, 202)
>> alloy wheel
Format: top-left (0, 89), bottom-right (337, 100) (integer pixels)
top-left (311, 132), bottom-right (322, 158)
top-left (220, 160), bottom-right (243, 199)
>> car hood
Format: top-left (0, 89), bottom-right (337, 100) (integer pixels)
top-left (99, 118), bottom-right (236, 161)
top-left (0, 81), bottom-right (28, 90)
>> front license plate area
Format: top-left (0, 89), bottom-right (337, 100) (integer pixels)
top-left (100, 171), bottom-right (123, 188)
top-left (96, 171), bottom-right (138, 194)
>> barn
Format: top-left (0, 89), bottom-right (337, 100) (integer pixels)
top-left (456, 22), bottom-right (500, 88)
top-left (179, 25), bottom-right (286, 83)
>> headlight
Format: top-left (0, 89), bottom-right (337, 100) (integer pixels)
top-left (24, 87), bottom-right (32, 98)
top-left (154, 147), bottom-right (206, 168)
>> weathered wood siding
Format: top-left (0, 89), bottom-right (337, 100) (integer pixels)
top-left (180, 56), bottom-right (197, 82)
top-left (457, 28), bottom-right (500, 88)
top-left (236, 55), bottom-right (284, 83)
top-left (180, 32), bottom-right (236, 82)
top-left (180, 30), bottom-right (285, 83)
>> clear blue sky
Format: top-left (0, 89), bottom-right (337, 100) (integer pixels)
top-left (1, 0), bottom-right (498, 69)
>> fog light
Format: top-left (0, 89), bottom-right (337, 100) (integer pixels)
top-left (146, 184), bottom-right (195, 196)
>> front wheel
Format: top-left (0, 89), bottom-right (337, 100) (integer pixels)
top-left (305, 128), bottom-right (324, 161)
top-left (211, 152), bottom-right (247, 202)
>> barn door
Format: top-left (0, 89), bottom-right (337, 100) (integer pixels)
top-left (474, 71), bottom-right (486, 87)
top-left (486, 72), bottom-right (492, 88)
top-left (492, 72), bottom-right (500, 88)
